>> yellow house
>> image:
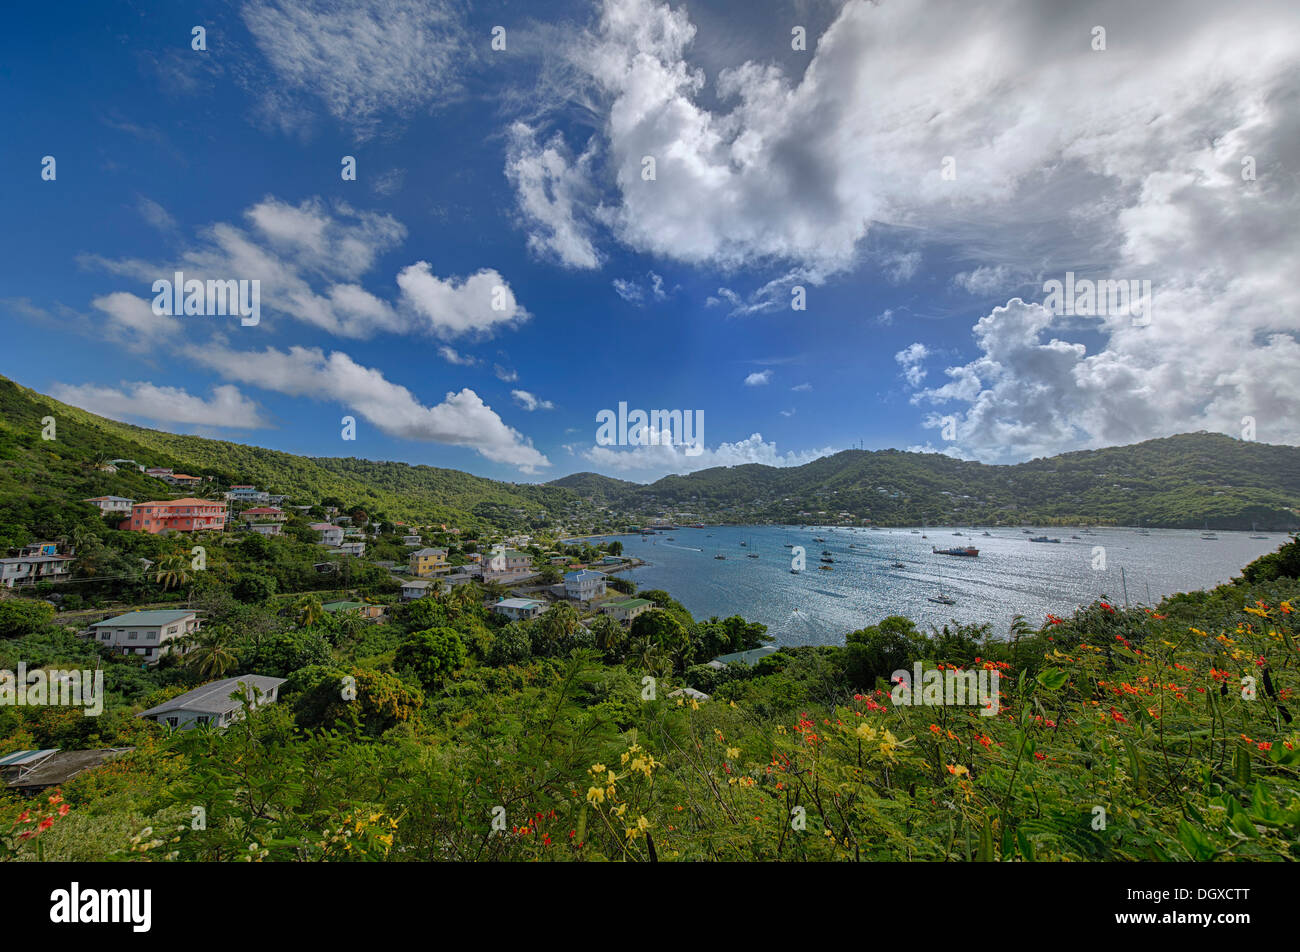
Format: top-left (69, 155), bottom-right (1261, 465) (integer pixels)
top-left (409, 547), bottom-right (448, 577)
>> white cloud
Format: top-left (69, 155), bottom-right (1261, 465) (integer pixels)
top-left (396, 262), bottom-right (529, 339)
top-left (779, 408), bottom-right (796, 417)
top-left (494, 364), bottom-right (519, 383)
top-left (791, 382), bottom-right (812, 392)
top-left (515, 0), bottom-right (1300, 459)
top-left (894, 342), bottom-right (930, 387)
top-left (744, 370), bottom-right (772, 386)
top-left (241, 0), bottom-right (467, 137)
top-left (612, 278), bottom-right (642, 303)
top-left (50, 381), bottom-right (268, 430)
top-left (582, 432), bottom-right (833, 480)
top-left (512, 389), bottom-right (555, 411)
top-left (438, 345), bottom-right (478, 366)
top-left (92, 292), bottom-right (180, 351)
top-left (186, 343), bottom-right (550, 472)
top-left (504, 122), bottom-right (603, 269)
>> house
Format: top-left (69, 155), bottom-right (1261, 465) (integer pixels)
top-left (492, 597), bottom-right (545, 621)
top-left (119, 499), bottom-right (227, 533)
top-left (600, 555), bottom-right (626, 565)
top-left (1, 748), bottom-right (134, 793)
top-left (337, 541), bottom-right (366, 557)
top-left (145, 467), bottom-right (173, 479)
top-left (246, 523), bottom-right (282, 537)
top-left (668, 687), bottom-right (711, 702)
top-left (309, 523), bottom-right (345, 546)
top-left (225, 485), bottom-right (271, 504)
top-left (601, 598), bottom-right (653, 624)
top-left (401, 578), bottom-right (436, 601)
top-left (240, 507), bottom-right (287, 523)
top-left (162, 473), bottom-right (202, 489)
top-left (481, 548), bottom-right (535, 583)
top-left (402, 533), bottom-right (423, 546)
top-left (137, 675), bottom-right (285, 731)
top-left (1, 552), bottom-right (75, 588)
top-left (564, 569), bottom-right (607, 601)
top-left (109, 458), bottom-right (145, 472)
top-left (19, 542), bottom-right (61, 557)
top-left (321, 600), bottom-right (385, 619)
top-left (709, 645), bottom-right (780, 668)
top-left (409, 547), bottom-right (449, 577)
top-left (89, 609), bottom-right (199, 662)
top-left (83, 495), bottom-right (134, 515)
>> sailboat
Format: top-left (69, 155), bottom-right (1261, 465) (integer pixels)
top-left (928, 558), bottom-right (955, 604)
top-left (1201, 520), bottom-right (1218, 541)
top-left (1250, 522), bottom-right (1267, 539)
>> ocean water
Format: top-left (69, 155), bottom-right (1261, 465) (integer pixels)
top-left (598, 525), bottom-right (1286, 646)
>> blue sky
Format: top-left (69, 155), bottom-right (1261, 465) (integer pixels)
top-left (3, 0), bottom-right (1297, 483)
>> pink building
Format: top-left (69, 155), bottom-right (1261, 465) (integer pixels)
top-left (120, 499), bottom-right (227, 534)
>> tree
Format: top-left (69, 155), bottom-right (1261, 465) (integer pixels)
top-left (844, 616), bottom-right (923, 690)
top-left (184, 629), bottom-right (239, 679)
top-left (395, 627), bottom-right (467, 689)
top-left (0, 600), bottom-right (56, 639)
top-left (294, 595), bottom-right (325, 627)
top-left (154, 551), bottom-right (192, 592)
top-left (535, 602), bottom-right (581, 651)
top-left (232, 573), bottom-right (277, 604)
top-left (630, 609), bottom-right (690, 666)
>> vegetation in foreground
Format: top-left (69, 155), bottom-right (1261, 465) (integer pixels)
top-left (3, 538), bottom-right (1299, 862)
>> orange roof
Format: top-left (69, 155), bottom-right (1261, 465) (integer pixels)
top-left (135, 498), bottom-right (224, 507)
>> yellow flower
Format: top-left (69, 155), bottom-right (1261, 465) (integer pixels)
top-left (726, 747), bottom-right (740, 760)
top-left (586, 786), bottom-right (606, 805)
top-left (589, 763), bottom-right (606, 775)
top-left (855, 723), bottom-right (877, 741)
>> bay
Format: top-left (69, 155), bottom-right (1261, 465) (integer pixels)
top-left (596, 525), bottom-right (1285, 647)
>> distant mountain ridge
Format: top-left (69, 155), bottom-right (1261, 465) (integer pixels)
top-left (547, 433), bottom-right (1300, 530)
top-left (0, 374), bottom-right (1295, 535)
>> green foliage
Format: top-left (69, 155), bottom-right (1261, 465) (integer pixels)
top-left (0, 599), bottom-right (56, 638)
top-left (394, 627), bottom-right (467, 689)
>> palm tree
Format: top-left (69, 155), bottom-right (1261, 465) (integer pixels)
top-left (155, 551), bottom-right (192, 591)
top-left (183, 629), bottom-right (238, 679)
top-left (294, 595), bottom-right (325, 627)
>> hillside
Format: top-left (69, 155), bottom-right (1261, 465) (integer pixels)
top-left (552, 434), bottom-right (1300, 529)
top-left (1, 374), bottom-right (1296, 547)
top-left (0, 375), bottom-right (585, 546)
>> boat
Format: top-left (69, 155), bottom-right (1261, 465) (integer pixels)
top-left (821, 549), bottom-right (832, 557)
top-left (739, 541), bottom-right (747, 547)
top-left (818, 565), bottom-right (833, 571)
top-left (1250, 523), bottom-right (1267, 539)
top-left (932, 546), bottom-right (979, 557)
top-left (928, 593), bottom-right (956, 605)
top-left (790, 568), bottom-right (801, 574)
top-left (1071, 535), bottom-right (1081, 539)
top-left (910, 530), bottom-right (920, 535)
top-left (952, 532), bottom-right (963, 537)
top-left (714, 554), bottom-right (726, 560)
top-left (1029, 536), bottom-right (1060, 543)
top-left (820, 557), bottom-right (834, 564)
top-left (813, 537), bottom-right (826, 543)
top-left (747, 553), bottom-right (759, 559)
top-left (982, 531), bottom-right (992, 537)
top-left (891, 561), bottom-right (906, 569)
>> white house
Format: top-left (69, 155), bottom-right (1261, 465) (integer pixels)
top-left (0, 553), bottom-right (75, 588)
top-left (247, 523), bottom-right (282, 537)
top-left (492, 597), bottom-right (545, 621)
top-left (337, 541), bottom-right (365, 557)
top-left (310, 523), bottom-right (345, 546)
top-left (225, 486), bottom-right (271, 504)
top-left (401, 578), bottom-right (436, 601)
top-left (83, 495), bottom-right (134, 515)
top-left (564, 569), bottom-right (606, 601)
top-left (137, 675), bottom-right (285, 731)
top-left (89, 609), bottom-right (199, 662)
top-left (482, 548), bottom-right (535, 583)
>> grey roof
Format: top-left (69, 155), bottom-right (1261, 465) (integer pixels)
top-left (91, 609), bottom-right (194, 628)
top-left (494, 597), bottom-right (544, 610)
top-left (711, 645), bottom-right (780, 666)
top-left (138, 675), bottom-right (285, 718)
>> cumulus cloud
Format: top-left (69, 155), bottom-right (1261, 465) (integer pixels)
top-left (50, 381), bottom-right (269, 430)
top-left (241, 0), bottom-right (468, 137)
top-left (515, 0), bottom-right (1300, 459)
top-left (92, 292), bottom-right (180, 351)
top-left (582, 432), bottom-right (833, 480)
top-left (512, 389), bottom-right (555, 411)
top-left (438, 345), bottom-right (478, 366)
top-left (894, 342), bottom-right (930, 387)
top-left (396, 263), bottom-right (529, 339)
top-left (186, 343), bottom-right (549, 472)
top-left (504, 122), bottom-right (603, 269)
top-left (744, 370), bottom-right (772, 386)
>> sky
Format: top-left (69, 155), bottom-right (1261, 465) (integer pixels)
top-left (2, 0), bottom-right (1298, 484)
